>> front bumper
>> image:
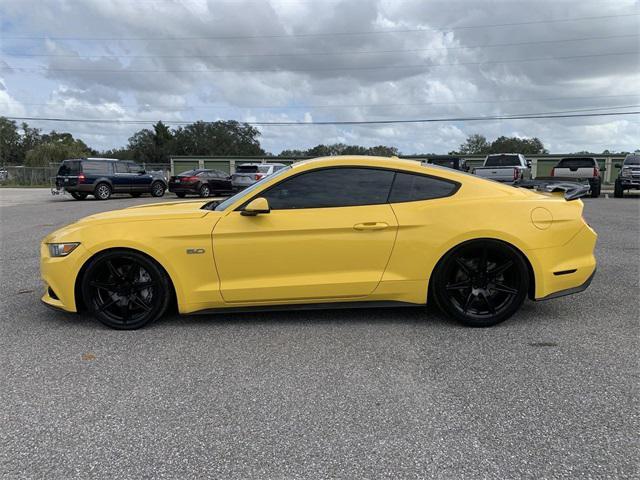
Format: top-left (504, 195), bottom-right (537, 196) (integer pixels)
top-left (40, 242), bottom-right (87, 312)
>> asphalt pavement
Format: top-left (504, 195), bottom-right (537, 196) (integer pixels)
top-left (0, 188), bottom-right (638, 479)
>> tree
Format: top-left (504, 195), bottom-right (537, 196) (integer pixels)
top-left (456, 134), bottom-right (490, 155)
top-left (25, 141), bottom-right (91, 167)
top-left (0, 117), bottom-right (21, 164)
top-left (172, 121), bottom-right (264, 156)
top-left (489, 136), bottom-right (547, 155)
top-left (282, 143), bottom-right (399, 157)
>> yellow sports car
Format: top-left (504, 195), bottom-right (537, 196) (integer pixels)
top-left (41, 156), bottom-right (597, 329)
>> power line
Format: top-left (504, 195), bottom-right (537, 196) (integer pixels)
top-left (4, 33), bottom-right (637, 60)
top-left (5, 110), bottom-right (639, 127)
top-left (2, 12), bottom-right (637, 41)
top-left (15, 96), bottom-right (640, 111)
top-left (5, 51), bottom-right (636, 74)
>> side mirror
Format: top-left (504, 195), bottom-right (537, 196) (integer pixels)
top-left (241, 197), bottom-right (270, 216)
top-left (615, 163), bottom-right (621, 168)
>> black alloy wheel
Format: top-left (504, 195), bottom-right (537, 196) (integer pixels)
top-left (82, 250), bottom-right (170, 329)
top-left (94, 183), bottom-right (112, 200)
top-left (433, 240), bottom-right (529, 327)
top-left (70, 192), bottom-right (88, 200)
top-left (199, 184), bottom-right (211, 197)
top-left (151, 181), bottom-right (166, 197)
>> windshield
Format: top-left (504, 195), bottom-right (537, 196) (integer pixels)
top-left (624, 155), bottom-right (640, 165)
top-left (214, 166), bottom-right (292, 211)
top-left (557, 158), bottom-right (596, 168)
top-left (485, 155), bottom-right (521, 167)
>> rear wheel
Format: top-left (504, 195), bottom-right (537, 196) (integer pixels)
top-left (94, 183), bottom-right (112, 200)
top-left (151, 181), bottom-right (165, 197)
top-left (199, 184), bottom-right (211, 197)
top-left (81, 250), bottom-right (170, 330)
top-left (614, 181), bottom-right (624, 198)
top-left (433, 240), bottom-right (529, 327)
top-left (590, 181), bottom-right (601, 198)
top-left (70, 192), bottom-right (88, 200)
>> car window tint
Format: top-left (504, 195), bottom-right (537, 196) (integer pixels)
top-left (114, 162), bottom-right (130, 173)
top-left (623, 155), bottom-right (640, 165)
top-left (557, 158), bottom-right (595, 168)
top-left (258, 166), bottom-right (271, 173)
top-left (57, 160), bottom-right (81, 175)
top-left (485, 155), bottom-right (520, 167)
top-left (389, 172), bottom-right (457, 203)
top-left (262, 168), bottom-right (394, 210)
top-left (237, 165), bottom-right (258, 173)
top-left (83, 161), bottom-right (111, 174)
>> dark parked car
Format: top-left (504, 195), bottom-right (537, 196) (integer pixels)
top-left (422, 156), bottom-right (469, 171)
top-left (53, 158), bottom-right (167, 200)
top-left (614, 153), bottom-right (640, 198)
top-left (168, 169), bottom-right (233, 198)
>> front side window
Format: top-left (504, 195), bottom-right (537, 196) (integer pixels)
top-left (114, 162), bottom-right (130, 173)
top-left (389, 172), bottom-right (458, 203)
top-left (260, 168), bottom-right (395, 210)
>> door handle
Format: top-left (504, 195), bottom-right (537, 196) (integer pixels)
top-left (353, 222), bottom-right (389, 231)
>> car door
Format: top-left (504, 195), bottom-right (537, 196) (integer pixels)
top-left (113, 161), bottom-right (134, 192)
top-left (212, 167), bottom-right (399, 303)
top-left (127, 162), bottom-right (153, 192)
top-left (209, 170), bottom-right (231, 193)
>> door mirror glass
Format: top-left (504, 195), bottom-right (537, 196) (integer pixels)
top-left (242, 197), bottom-right (270, 216)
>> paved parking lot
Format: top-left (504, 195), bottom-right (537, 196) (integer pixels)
top-left (1, 188), bottom-right (638, 479)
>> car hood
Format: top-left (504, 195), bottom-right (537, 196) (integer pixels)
top-left (77, 200), bottom-right (216, 225)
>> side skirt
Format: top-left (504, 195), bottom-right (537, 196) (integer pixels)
top-left (186, 300), bottom-right (423, 316)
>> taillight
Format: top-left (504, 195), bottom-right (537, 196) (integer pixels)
top-left (254, 173), bottom-right (264, 181)
top-left (78, 173), bottom-right (85, 183)
top-left (550, 167), bottom-right (555, 177)
top-left (593, 167), bottom-right (600, 177)
top-left (184, 176), bottom-right (198, 182)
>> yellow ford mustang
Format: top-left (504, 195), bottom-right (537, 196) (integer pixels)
top-left (41, 156), bottom-right (596, 329)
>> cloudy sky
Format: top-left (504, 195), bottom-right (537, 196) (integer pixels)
top-left (1, 0), bottom-right (638, 154)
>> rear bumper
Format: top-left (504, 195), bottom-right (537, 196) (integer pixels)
top-left (168, 184), bottom-right (199, 193)
top-left (536, 269), bottom-right (595, 300)
top-left (528, 225), bottom-right (597, 300)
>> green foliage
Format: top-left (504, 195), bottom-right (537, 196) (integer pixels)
top-left (25, 141), bottom-right (91, 167)
top-left (0, 117), bottom-right (22, 164)
top-left (280, 143), bottom-right (399, 157)
top-left (454, 134), bottom-right (547, 155)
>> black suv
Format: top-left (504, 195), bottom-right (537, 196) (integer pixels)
top-left (53, 158), bottom-right (167, 200)
top-left (614, 154), bottom-right (640, 198)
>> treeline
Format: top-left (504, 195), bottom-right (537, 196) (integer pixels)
top-left (1, 116), bottom-right (634, 167)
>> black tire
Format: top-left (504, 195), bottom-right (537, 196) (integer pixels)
top-left (70, 192), bottom-right (88, 200)
top-left (432, 239), bottom-right (529, 327)
top-left (590, 181), bottom-right (601, 198)
top-left (614, 181), bottom-right (624, 198)
top-left (130, 193), bottom-right (142, 198)
top-left (175, 192), bottom-right (187, 198)
top-left (94, 182), bottom-right (112, 200)
top-left (81, 249), bottom-right (171, 330)
top-left (151, 181), bottom-right (166, 197)
top-left (199, 184), bottom-right (211, 198)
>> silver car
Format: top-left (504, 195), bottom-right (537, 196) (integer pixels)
top-left (231, 163), bottom-right (287, 190)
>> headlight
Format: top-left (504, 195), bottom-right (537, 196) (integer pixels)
top-left (621, 168), bottom-right (631, 177)
top-left (48, 242), bottom-right (80, 257)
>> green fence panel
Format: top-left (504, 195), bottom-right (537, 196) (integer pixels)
top-left (203, 160), bottom-right (231, 173)
top-left (173, 161), bottom-right (200, 174)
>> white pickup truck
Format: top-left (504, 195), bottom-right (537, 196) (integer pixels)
top-left (549, 157), bottom-right (602, 198)
top-left (473, 153), bottom-right (532, 184)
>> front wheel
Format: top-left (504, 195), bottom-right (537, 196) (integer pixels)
top-left (199, 184), bottom-right (211, 197)
top-left (614, 181), bottom-right (624, 198)
top-left (151, 182), bottom-right (165, 197)
top-left (81, 250), bottom-right (171, 329)
top-left (70, 192), bottom-right (88, 200)
top-left (432, 240), bottom-right (529, 327)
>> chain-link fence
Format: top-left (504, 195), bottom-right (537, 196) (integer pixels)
top-left (0, 166), bottom-right (58, 186)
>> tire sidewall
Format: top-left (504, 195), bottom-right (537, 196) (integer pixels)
top-left (199, 184), bottom-right (210, 197)
top-left (151, 182), bottom-right (165, 197)
top-left (432, 239), bottom-right (529, 327)
top-left (81, 249), bottom-right (171, 330)
top-left (94, 183), bottom-right (111, 200)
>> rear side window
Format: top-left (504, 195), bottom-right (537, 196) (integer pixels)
top-left (57, 160), bottom-right (81, 175)
top-left (262, 167), bottom-right (394, 210)
top-left (557, 158), bottom-right (596, 168)
top-left (485, 155), bottom-right (520, 167)
top-left (389, 172), bottom-right (458, 203)
top-left (114, 162), bottom-right (130, 173)
top-left (82, 160), bottom-right (111, 174)
top-left (258, 166), bottom-right (272, 173)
